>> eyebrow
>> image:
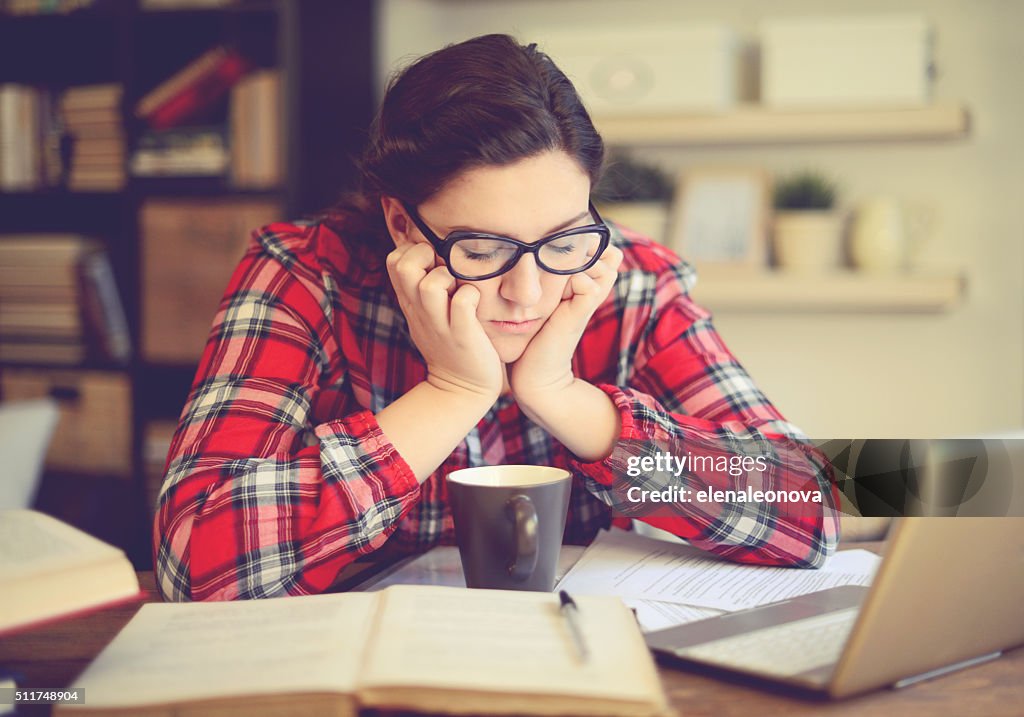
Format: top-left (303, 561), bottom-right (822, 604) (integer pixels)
top-left (447, 209), bottom-right (592, 239)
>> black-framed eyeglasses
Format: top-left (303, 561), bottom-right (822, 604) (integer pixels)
top-left (402, 200), bottom-right (611, 281)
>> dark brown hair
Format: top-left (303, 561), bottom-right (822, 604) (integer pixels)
top-left (325, 33), bottom-right (604, 255)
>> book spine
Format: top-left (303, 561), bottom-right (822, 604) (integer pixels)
top-left (144, 53), bottom-right (250, 130)
top-left (78, 250), bottom-right (132, 363)
top-left (1, 85), bottom-right (28, 189)
top-left (135, 48), bottom-right (227, 116)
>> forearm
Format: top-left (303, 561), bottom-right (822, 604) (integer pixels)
top-left (568, 385), bottom-right (840, 568)
top-left (157, 412), bottom-right (423, 601)
top-left (516, 379), bottom-right (621, 462)
top-left (376, 381), bottom-right (496, 482)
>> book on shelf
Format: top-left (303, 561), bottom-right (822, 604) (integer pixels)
top-left (0, 83), bottom-right (125, 190)
top-left (131, 125), bottom-right (229, 177)
top-left (0, 84), bottom-right (42, 190)
top-left (0, 234), bottom-right (131, 364)
top-left (0, 303), bottom-right (83, 338)
top-left (61, 84), bottom-right (126, 190)
top-left (61, 106), bottom-right (122, 127)
top-left (0, 341), bottom-right (86, 364)
top-left (0, 509), bottom-right (141, 635)
top-left (3, 0), bottom-right (96, 14)
top-left (78, 249), bottom-right (132, 363)
top-left (56, 585), bottom-right (668, 717)
top-left (135, 46), bottom-right (252, 131)
top-left (60, 84), bottom-right (123, 112)
top-left (230, 68), bottom-right (282, 188)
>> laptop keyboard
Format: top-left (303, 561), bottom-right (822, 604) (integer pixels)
top-left (674, 608), bottom-right (860, 677)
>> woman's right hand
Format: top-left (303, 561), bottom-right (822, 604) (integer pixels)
top-left (386, 242), bottom-right (504, 402)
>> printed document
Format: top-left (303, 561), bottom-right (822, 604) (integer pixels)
top-left (555, 529), bottom-right (880, 612)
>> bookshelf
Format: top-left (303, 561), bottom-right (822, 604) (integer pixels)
top-left (0, 0), bottom-right (376, 567)
top-left (595, 103), bottom-right (970, 146)
top-left (689, 270), bottom-right (965, 313)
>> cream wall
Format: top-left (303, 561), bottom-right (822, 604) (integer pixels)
top-left (377, 0), bottom-right (1024, 438)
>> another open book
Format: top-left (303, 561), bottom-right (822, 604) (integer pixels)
top-left (58, 585), bottom-right (668, 717)
top-left (0, 510), bottom-right (141, 634)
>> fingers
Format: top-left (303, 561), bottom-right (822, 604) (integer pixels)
top-left (449, 284), bottom-right (485, 345)
top-left (419, 265), bottom-right (457, 324)
top-left (386, 242), bottom-right (436, 309)
top-left (585, 244), bottom-right (624, 280)
top-left (564, 244), bottom-right (622, 303)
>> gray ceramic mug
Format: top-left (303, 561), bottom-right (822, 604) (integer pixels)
top-left (447, 465), bottom-right (572, 592)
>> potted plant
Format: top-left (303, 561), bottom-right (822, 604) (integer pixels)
top-left (772, 171), bottom-right (843, 272)
top-left (593, 153), bottom-right (674, 242)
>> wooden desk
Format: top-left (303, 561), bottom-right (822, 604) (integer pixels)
top-left (2, 548), bottom-right (1022, 717)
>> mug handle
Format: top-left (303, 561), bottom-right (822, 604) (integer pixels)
top-left (506, 494), bottom-right (538, 581)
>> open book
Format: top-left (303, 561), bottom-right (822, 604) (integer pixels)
top-left (0, 510), bottom-right (141, 634)
top-left (58, 585), bottom-right (668, 717)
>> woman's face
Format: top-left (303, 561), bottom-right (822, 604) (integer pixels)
top-left (408, 150), bottom-right (593, 364)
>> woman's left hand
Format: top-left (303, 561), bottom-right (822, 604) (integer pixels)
top-left (509, 244), bottom-right (623, 403)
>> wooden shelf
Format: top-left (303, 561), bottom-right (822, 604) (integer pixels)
top-left (596, 104), bottom-right (969, 146)
top-left (690, 270), bottom-right (965, 313)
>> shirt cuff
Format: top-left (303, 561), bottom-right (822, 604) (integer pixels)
top-left (314, 409), bottom-right (420, 503)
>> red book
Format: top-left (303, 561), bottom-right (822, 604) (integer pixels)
top-left (136, 47), bottom-right (251, 130)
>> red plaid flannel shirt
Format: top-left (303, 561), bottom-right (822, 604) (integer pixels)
top-left (154, 220), bottom-right (839, 601)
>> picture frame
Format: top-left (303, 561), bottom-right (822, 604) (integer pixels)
top-left (666, 168), bottom-right (770, 268)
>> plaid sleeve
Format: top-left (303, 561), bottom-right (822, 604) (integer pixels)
top-left (154, 234), bottom-right (420, 602)
top-left (571, 255), bottom-right (839, 568)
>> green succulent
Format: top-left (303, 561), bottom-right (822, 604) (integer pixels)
top-left (773, 171), bottom-right (837, 211)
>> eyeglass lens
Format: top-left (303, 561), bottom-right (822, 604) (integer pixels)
top-left (449, 231), bottom-right (603, 279)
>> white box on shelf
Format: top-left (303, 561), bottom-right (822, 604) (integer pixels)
top-left (760, 14), bottom-right (933, 108)
top-left (535, 25), bottom-right (739, 116)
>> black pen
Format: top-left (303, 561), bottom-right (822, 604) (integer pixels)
top-left (558, 590), bottom-right (589, 662)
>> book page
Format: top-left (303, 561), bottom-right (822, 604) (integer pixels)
top-left (556, 529), bottom-right (880, 611)
top-left (360, 585), bottom-right (663, 707)
top-left (0, 510), bottom-right (123, 581)
top-left (64, 592), bottom-right (379, 710)
top-left (355, 545), bottom-right (586, 591)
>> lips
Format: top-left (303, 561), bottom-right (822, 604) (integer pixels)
top-left (489, 318), bottom-right (541, 334)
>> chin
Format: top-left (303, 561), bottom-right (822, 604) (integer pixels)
top-left (491, 336), bottom-right (530, 364)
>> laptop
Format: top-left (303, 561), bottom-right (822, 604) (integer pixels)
top-left (645, 518), bottom-right (1024, 698)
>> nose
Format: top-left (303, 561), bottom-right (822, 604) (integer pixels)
top-left (498, 253), bottom-right (543, 307)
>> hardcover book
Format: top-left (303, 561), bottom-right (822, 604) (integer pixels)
top-left (58, 585), bottom-right (668, 717)
top-left (0, 510), bottom-right (140, 635)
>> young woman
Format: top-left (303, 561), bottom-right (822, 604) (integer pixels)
top-left (155, 34), bottom-right (838, 602)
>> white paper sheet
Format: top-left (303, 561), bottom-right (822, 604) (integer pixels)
top-left (555, 529), bottom-right (880, 612)
top-left (621, 598), bottom-right (724, 633)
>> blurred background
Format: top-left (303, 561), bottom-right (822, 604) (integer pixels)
top-left (0, 0), bottom-right (1021, 566)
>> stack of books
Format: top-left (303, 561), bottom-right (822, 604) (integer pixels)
top-left (129, 46), bottom-right (282, 187)
top-left (131, 125), bottom-right (229, 177)
top-left (61, 84), bottom-right (126, 191)
top-left (0, 235), bottom-right (131, 365)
